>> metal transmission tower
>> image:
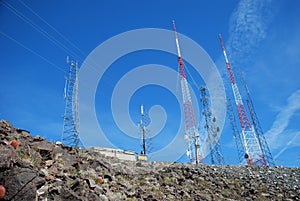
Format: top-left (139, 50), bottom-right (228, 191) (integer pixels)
top-left (62, 57), bottom-right (80, 148)
top-left (200, 86), bottom-right (224, 165)
top-left (139, 105), bottom-right (148, 155)
top-left (240, 72), bottom-right (275, 166)
top-left (137, 105), bottom-right (152, 161)
top-left (227, 98), bottom-right (245, 163)
top-left (219, 35), bottom-right (265, 165)
top-left (172, 21), bottom-right (201, 164)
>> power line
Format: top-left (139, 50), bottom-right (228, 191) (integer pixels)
top-left (8, 0), bottom-right (106, 79)
top-left (2, 0), bottom-right (165, 100)
top-left (0, 31), bottom-right (66, 73)
top-left (1, 0), bottom-right (80, 59)
top-left (17, 0), bottom-right (87, 58)
top-left (1, 30), bottom-right (117, 111)
top-left (1, 1), bottom-right (118, 100)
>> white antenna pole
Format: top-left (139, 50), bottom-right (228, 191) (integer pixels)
top-left (141, 104), bottom-right (144, 116)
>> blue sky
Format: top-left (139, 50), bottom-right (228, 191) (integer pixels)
top-left (1, 0), bottom-right (299, 167)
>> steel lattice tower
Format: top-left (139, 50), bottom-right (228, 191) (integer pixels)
top-left (172, 21), bottom-right (201, 164)
top-left (62, 57), bottom-right (80, 148)
top-left (227, 98), bottom-right (245, 163)
top-left (200, 86), bottom-right (224, 165)
top-left (240, 72), bottom-right (275, 166)
top-left (219, 35), bottom-right (265, 165)
top-left (138, 105), bottom-right (151, 156)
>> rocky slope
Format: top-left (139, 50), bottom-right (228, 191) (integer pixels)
top-left (0, 120), bottom-right (299, 200)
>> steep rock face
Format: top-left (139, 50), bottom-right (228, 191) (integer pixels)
top-left (0, 120), bottom-right (299, 201)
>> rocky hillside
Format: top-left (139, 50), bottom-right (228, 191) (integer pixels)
top-left (0, 120), bottom-right (299, 200)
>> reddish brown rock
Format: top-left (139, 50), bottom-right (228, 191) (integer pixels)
top-left (10, 140), bottom-right (18, 149)
top-left (0, 185), bottom-right (6, 199)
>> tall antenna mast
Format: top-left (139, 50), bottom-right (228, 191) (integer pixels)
top-left (200, 86), bottom-right (224, 165)
top-left (219, 34), bottom-right (265, 165)
top-left (62, 56), bottom-right (80, 148)
top-left (137, 105), bottom-right (152, 161)
top-left (172, 20), bottom-right (200, 164)
top-left (240, 71), bottom-right (275, 166)
top-left (140, 104), bottom-right (146, 155)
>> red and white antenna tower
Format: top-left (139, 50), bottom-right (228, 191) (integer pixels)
top-left (240, 72), bottom-right (275, 166)
top-left (219, 34), bottom-right (265, 165)
top-left (172, 21), bottom-right (201, 164)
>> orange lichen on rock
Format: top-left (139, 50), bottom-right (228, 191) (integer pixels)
top-left (10, 140), bottom-right (19, 149)
top-left (95, 177), bottom-right (104, 184)
top-left (0, 185), bottom-right (6, 199)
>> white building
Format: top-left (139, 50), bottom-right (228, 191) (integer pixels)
top-left (91, 147), bottom-right (137, 161)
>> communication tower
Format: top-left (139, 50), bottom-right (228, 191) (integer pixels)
top-left (140, 105), bottom-right (147, 155)
top-left (61, 57), bottom-right (81, 148)
top-left (137, 105), bottom-right (151, 161)
top-left (240, 72), bottom-right (275, 166)
top-left (219, 35), bottom-right (265, 165)
top-left (200, 86), bottom-right (224, 165)
top-left (172, 21), bottom-right (201, 164)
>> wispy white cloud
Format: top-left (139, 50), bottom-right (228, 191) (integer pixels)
top-left (265, 89), bottom-right (300, 151)
top-left (217, 0), bottom-right (275, 95)
top-left (227, 0), bottom-right (274, 67)
top-left (274, 130), bottom-right (300, 159)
